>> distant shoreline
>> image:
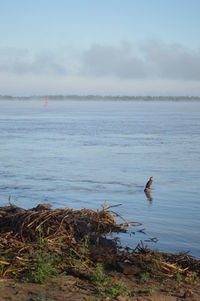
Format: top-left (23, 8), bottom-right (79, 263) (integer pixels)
top-left (0, 95), bottom-right (200, 101)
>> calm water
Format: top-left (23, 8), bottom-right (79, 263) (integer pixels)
top-left (0, 100), bottom-right (200, 257)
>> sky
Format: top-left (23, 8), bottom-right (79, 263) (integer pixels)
top-left (0, 0), bottom-right (200, 96)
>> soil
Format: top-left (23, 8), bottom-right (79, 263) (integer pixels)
top-left (0, 271), bottom-right (200, 301)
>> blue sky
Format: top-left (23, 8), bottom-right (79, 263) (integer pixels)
top-left (0, 0), bottom-right (200, 95)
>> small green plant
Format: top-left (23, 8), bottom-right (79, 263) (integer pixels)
top-left (83, 235), bottom-right (89, 253)
top-left (30, 229), bottom-right (59, 284)
top-left (35, 291), bottom-right (53, 301)
top-left (66, 235), bottom-right (91, 270)
top-left (175, 269), bottom-right (183, 287)
top-left (139, 272), bottom-right (150, 283)
top-left (91, 263), bottom-right (106, 285)
top-left (12, 283), bottom-right (21, 289)
top-left (31, 246), bottom-right (56, 284)
top-left (79, 235), bottom-right (89, 262)
top-left (91, 263), bottom-right (130, 298)
top-left (186, 272), bottom-right (199, 285)
top-left (148, 285), bottom-right (155, 295)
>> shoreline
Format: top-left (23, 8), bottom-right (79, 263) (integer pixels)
top-left (0, 203), bottom-right (199, 300)
top-left (1, 95), bottom-right (200, 101)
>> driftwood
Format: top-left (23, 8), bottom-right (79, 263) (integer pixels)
top-left (0, 203), bottom-right (128, 277)
top-left (0, 203), bottom-right (123, 242)
top-left (0, 203), bottom-right (199, 281)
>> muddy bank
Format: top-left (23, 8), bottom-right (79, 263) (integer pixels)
top-left (0, 203), bottom-right (199, 300)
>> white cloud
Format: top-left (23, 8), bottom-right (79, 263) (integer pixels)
top-left (0, 48), bottom-right (71, 76)
top-left (0, 41), bottom-right (200, 95)
top-left (140, 40), bottom-right (200, 80)
top-left (81, 42), bottom-right (146, 78)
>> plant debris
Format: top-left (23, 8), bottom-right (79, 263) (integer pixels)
top-left (0, 203), bottom-right (199, 291)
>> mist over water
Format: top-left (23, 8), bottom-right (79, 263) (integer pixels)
top-left (0, 99), bottom-right (200, 257)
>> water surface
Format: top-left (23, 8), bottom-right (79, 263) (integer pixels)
top-left (0, 99), bottom-right (199, 257)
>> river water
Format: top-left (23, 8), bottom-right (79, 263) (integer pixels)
top-left (0, 99), bottom-right (199, 257)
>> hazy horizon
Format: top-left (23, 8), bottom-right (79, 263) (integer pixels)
top-left (1, 94), bottom-right (200, 100)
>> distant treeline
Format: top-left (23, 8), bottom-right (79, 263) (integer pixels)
top-left (0, 95), bottom-right (200, 101)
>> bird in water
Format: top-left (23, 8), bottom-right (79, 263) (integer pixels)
top-left (144, 176), bottom-right (154, 193)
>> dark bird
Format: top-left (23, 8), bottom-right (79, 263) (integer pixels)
top-left (144, 176), bottom-right (154, 193)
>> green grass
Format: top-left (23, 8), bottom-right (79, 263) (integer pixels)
top-left (66, 235), bottom-right (91, 270)
top-left (28, 229), bottom-right (61, 284)
top-left (139, 272), bottom-right (150, 284)
top-left (174, 269), bottom-right (183, 287)
top-left (186, 272), bottom-right (199, 285)
top-left (91, 263), bottom-right (131, 298)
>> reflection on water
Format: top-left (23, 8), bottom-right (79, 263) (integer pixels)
top-left (0, 100), bottom-right (200, 257)
top-left (144, 190), bottom-right (153, 203)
